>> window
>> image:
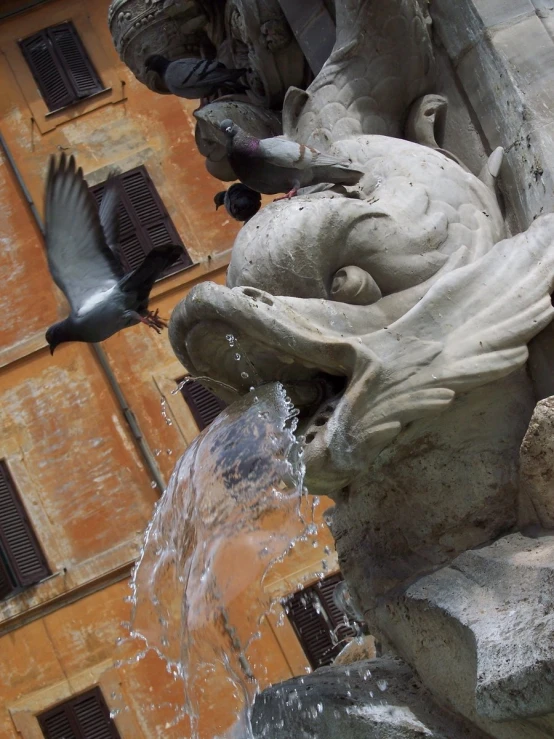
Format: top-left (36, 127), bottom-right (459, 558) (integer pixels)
top-left (284, 573), bottom-right (361, 668)
top-left (38, 687), bottom-right (121, 739)
top-left (0, 461), bottom-right (50, 600)
top-left (90, 167), bottom-right (192, 277)
top-left (178, 377), bottom-right (227, 430)
top-left (20, 22), bottom-right (104, 113)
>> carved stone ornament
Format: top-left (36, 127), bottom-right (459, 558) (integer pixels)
top-left (111, 0), bottom-right (554, 735)
top-left (108, 0), bottom-right (226, 91)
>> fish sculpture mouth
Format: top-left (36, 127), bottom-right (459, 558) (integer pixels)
top-left (170, 282), bottom-right (367, 494)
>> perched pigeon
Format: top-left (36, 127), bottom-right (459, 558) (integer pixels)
top-left (219, 119), bottom-right (364, 198)
top-left (44, 154), bottom-right (182, 354)
top-left (214, 183), bottom-right (262, 223)
top-left (144, 55), bottom-right (248, 100)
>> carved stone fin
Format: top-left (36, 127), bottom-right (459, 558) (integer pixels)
top-left (479, 146), bottom-right (504, 190)
top-left (282, 86), bottom-right (310, 137)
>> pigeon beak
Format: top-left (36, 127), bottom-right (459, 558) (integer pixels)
top-left (49, 345), bottom-right (55, 356)
top-left (215, 203), bottom-right (221, 210)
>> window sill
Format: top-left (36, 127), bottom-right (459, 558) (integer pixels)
top-left (44, 87), bottom-right (112, 118)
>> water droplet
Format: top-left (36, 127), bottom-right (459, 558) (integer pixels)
top-left (377, 679), bottom-right (388, 692)
top-left (234, 352), bottom-right (241, 361)
top-left (150, 480), bottom-right (157, 488)
top-left (240, 371), bottom-right (249, 380)
top-left (324, 545), bottom-right (332, 555)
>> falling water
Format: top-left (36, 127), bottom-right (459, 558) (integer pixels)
top-left (125, 382), bottom-right (308, 738)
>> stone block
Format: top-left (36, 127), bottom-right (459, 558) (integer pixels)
top-left (520, 396), bottom-right (554, 528)
top-left (252, 658), bottom-right (487, 738)
top-left (376, 533), bottom-right (554, 737)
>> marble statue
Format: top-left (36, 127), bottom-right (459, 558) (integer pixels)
top-left (109, 0), bottom-right (554, 736)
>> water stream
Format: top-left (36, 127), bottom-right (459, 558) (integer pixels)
top-left (122, 382), bottom-right (310, 738)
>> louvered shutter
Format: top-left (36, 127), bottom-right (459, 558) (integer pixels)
top-left (285, 588), bottom-right (336, 668)
top-left (20, 31), bottom-right (75, 111)
top-left (38, 687), bottom-right (121, 739)
top-left (90, 168), bottom-right (191, 277)
top-left (285, 573), bottom-right (362, 668)
top-left (0, 552), bottom-right (15, 600)
top-left (39, 706), bottom-right (77, 739)
top-left (118, 167), bottom-right (192, 276)
top-left (47, 23), bottom-right (103, 100)
top-left (71, 688), bottom-right (120, 739)
top-left (0, 462), bottom-right (50, 590)
top-left (180, 379), bottom-right (227, 430)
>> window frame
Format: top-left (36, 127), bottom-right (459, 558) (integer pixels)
top-left (19, 21), bottom-right (105, 114)
top-left (0, 9), bottom-right (123, 134)
top-left (37, 686), bottom-right (121, 739)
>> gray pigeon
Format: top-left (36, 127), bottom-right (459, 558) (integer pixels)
top-left (44, 154), bottom-right (182, 354)
top-left (219, 119), bottom-right (364, 198)
top-left (144, 55), bottom-right (247, 100)
top-left (214, 183), bottom-right (261, 223)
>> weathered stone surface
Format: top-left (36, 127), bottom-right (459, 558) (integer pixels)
top-left (157, 0), bottom-right (554, 735)
top-left (520, 396), bottom-right (554, 529)
top-left (376, 533), bottom-right (554, 737)
top-left (251, 658), bottom-right (488, 739)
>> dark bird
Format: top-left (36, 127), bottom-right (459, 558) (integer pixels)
top-left (214, 183), bottom-right (262, 223)
top-left (144, 55), bottom-right (248, 100)
top-left (44, 154), bottom-right (182, 355)
top-left (219, 119), bottom-right (364, 199)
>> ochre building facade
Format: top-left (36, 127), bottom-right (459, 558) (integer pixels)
top-left (0, 1), bottom-right (338, 737)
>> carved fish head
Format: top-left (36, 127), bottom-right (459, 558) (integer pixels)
top-left (170, 135), bottom-right (513, 494)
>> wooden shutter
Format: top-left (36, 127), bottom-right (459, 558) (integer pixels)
top-left (286, 587), bottom-right (336, 668)
top-left (285, 573), bottom-right (361, 669)
top-left (20, 30), bottom-right (75, 111)
top-left (90, 168), bottom-right (192, 277)
top-left (0, 461), bottom-right (50, 590)
top-left (39, 706), bottom-right (76, 739)
top-left (38, 687), bottom-right (121, 739)
top-left (48, 24), bottom-right (103, 100)
top-left (180, 378), bottom-right (227, 430)
top-left (0, 552), bottom-right (15, 600)
top-left (20, 22), bottom-right (103, 113)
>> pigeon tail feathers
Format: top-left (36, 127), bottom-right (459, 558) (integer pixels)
top-left (119, 245), bottom-right (183, 303)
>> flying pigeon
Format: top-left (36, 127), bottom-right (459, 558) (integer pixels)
top-left (44, 154), bottom-right (182, 354)
top-left (219, 119), bottom-right (364, 198)
top-left (144, 55), bottom-right (248, 100)
top-left (214, 183), bottom-right (262, 223)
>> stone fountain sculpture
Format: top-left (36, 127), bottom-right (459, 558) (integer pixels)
top-left (110, 0), bottom-right (554, 736)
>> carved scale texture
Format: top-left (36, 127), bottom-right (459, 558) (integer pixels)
top-left (283, 0), bottom-right (435, 149)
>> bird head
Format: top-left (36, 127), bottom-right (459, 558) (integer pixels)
top-left (45, 321), bottom-right (74, 355)
top-left (220, 119), bottom-right (237, 138)
top-left (214, 191), bottom-right (226, 210)
top-left (144, 55), bottom-right (170, 75)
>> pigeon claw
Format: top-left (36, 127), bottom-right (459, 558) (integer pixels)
top-left (140, 309), bottom-right (169, 334)
top-left (273, 186), bottom-right (299, 202)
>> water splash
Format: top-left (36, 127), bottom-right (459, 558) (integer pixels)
top-left (126, 383), bottom-right (307, 738)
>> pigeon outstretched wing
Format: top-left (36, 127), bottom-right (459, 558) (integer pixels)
top-left (45, 154), bottom-right (124, 313)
